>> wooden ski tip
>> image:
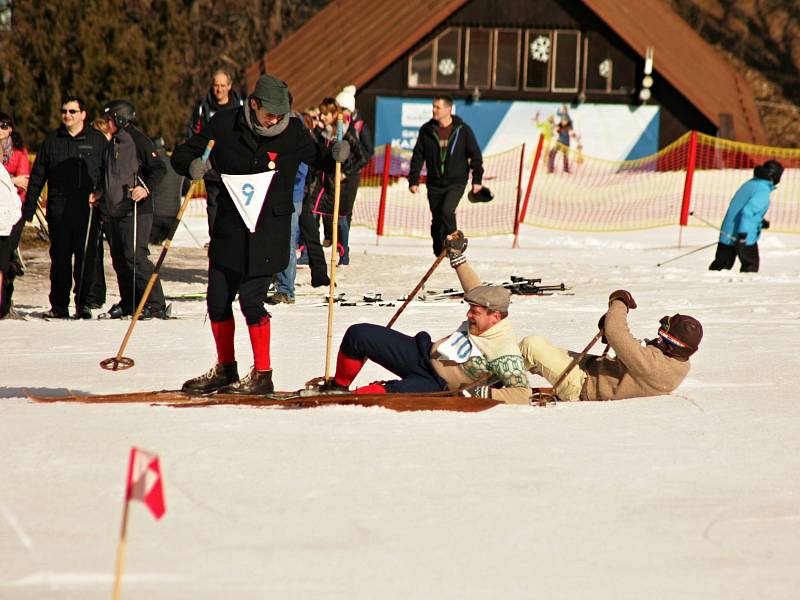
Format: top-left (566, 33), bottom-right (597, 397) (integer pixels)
top-left (100, 356), bottom-right (134, 371)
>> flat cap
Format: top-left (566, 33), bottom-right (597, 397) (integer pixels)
top-left (251, 74), bottom-right (291, 115)
top-left (463, 285), bottom-right (510, 312)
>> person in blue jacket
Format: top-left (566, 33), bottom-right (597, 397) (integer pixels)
top-left (709, 159), bottom-right (783, 273)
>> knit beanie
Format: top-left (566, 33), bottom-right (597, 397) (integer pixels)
top-left (335, 85), bottom-right (357, 112)
top-left (251, 75), bottom-right (291, 115)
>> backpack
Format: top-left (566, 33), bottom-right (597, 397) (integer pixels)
top-left (104, 129), bottom-right (140, 217)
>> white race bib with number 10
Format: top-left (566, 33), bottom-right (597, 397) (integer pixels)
top-left (221, 171), bottom-right (277, 232)
top-left (438, 326), bottom-right (484, 364)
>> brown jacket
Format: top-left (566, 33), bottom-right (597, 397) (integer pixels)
top-left (580, 301), bottom-right (691, 401)
top-left (428, 261), bottom-right (530, 405)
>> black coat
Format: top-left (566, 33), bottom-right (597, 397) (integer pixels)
top-left (171, 107), bottom-right (335, 276)
top-left (24, 125), bottom-right (108, 223)
top-left (408, 115), bottom-right (483, 189)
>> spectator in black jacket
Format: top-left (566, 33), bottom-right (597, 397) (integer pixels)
top-left (93, 99), bottom-right (167, 320)
top-left (24, 95), bottom-right (109, 319)
top-left (186, 69), bottom-right (243, 236)
top-left (408, 96), bottom-right (483, 256)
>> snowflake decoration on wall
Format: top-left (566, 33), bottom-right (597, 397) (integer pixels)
top-left (529, 36), bottom-right (550, 62)
top-left (438, 58), bottom-right (456, 76)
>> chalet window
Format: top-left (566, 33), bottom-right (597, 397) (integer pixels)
top-left (552, 30), bottom-right (580, 92)
top-left (465, 28), bottom-right (492, 89)
top-left (408, 27), bottom-right (461, 89)
top-left (584, 32), bottom-right (636, 94)
top-left (523, 30), bottom-right (552, 91)
top-left (493, 29), bottom-right (520, 89)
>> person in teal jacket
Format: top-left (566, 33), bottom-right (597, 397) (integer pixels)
top-left (709, 159), bottom-right (783, 273)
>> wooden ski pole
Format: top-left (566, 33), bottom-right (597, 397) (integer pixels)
top-left (324, 115), bottom-right (345, 381)
top-left (533, 330), bottom-right (603, 405)
top-left (100, 139), bottom-right (215, 371)
top-left (386, 249), bottom-right (447, 328)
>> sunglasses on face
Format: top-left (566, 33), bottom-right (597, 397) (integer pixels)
top-left (61, 109), bottom-right (81, 115)
top-left (0, 123), bottom-right (10, 130)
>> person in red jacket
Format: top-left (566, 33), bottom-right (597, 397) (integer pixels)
top-left (0, 111), bottom-right (30, 318)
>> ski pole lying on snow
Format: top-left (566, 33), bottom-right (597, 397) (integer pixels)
top-left (100, 139), bottom-right (215, 371)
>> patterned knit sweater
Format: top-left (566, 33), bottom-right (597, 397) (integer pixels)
top-left (429, 261), bottom-right (530, 404)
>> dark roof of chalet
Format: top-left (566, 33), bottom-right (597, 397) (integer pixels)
top-left (245, 0), bottom-right (766, 145)
top-left (581, 0), bottom-right (766, 144)
top-left (244, 0), bottom-right (467, 111)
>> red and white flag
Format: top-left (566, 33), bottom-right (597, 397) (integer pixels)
top-left (125, 447), bottom-right (166, 520)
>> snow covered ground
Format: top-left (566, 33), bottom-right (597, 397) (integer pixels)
top-left (2, 218), bottom-right (799, 599)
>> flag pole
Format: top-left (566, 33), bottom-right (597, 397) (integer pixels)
top-left (112, 447), bottom-right (136, 600)
top-left (112, 497), bottom-right (130, 600)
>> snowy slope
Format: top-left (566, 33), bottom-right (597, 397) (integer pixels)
top-left (1, 219), bottom-right (799, 599)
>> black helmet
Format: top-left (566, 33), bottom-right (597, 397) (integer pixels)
top-left (753, 159), bottom-right (783, 185)
top-left (104, 99), bottom-right (136, 128)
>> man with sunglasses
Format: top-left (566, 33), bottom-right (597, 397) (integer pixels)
top-left (171, 74), bottom-right (350, 396)
top-left (24, 96), bottom-right (109, 319)
top-left (519, 290), bottom-right (703, 401)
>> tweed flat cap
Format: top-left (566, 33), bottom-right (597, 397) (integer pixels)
top-left (463, 285), bottom-right (510, 312)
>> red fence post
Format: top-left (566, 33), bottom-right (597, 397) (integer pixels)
top-left (376, 143), bottom-right (392, 245)
top-left (678, 131), bottom-right (698, 248)
top-left (513, 134), bottom-right (544, 248)
top-left (512, 143), bottom-right (526, 248)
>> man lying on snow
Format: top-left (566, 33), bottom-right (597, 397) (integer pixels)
top-left (519, 290), bottom-right (703, 401)
top-left (313, 231), bottom-right (531, 403)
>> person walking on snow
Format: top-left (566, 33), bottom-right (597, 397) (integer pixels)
top-left (709, 159), bottom-right (783, 273)
top-left (171, 74), bottom-right (349, 396)
top-left (314, 231), bottom-right (530, 403)
top-left (519, 290), bottom-right (703, 401)
top-left (408, 96), bottom-right (483, 257)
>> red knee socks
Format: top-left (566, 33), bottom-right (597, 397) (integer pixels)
top-left (248, 316), bottom-right (272, 371)
top-left (211, 318), bottom-right (235, 364)
top-left (334, 351), bottom-right (365, 387)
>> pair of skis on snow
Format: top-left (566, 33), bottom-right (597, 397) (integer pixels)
top-left (421, 276), bottom-right (569, 301)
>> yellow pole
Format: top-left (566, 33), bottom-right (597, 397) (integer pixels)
top-left (324, 115), bottom-right (345, 381)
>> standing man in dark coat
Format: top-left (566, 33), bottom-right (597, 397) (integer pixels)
top-left (186, 68), bottom-right (244, 235)
top-left (408, 95), bottom-right (483, 256)
top-left (24, 95), bottom-right (108, 319)
top-left (94, 99), bottom-right (168, 320)
top-left (171, 74), bottom-right (349, 395)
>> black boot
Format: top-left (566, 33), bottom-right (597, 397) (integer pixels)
top-left (182, 362), bottom-right (239, 394)
top-left (220, 367), bottom-right (274, 395)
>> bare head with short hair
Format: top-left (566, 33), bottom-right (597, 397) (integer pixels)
top-left (211, 69), bottom-right (233, 104)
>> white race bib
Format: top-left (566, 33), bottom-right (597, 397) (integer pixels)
top-left (438, 327), bottom-right (484, 363)
top-left (221, 171), bottom-right (277, 233)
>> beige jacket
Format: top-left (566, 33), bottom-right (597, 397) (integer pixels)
top-left (429, 261), bottom-right (530, 405)
top-left (580, 301), bottom-right (691, 401)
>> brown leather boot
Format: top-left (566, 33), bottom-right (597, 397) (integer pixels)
top-left (220, 367), bottom-right (274, 396)
top-left (182, 362), bottom-right (239, 394)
